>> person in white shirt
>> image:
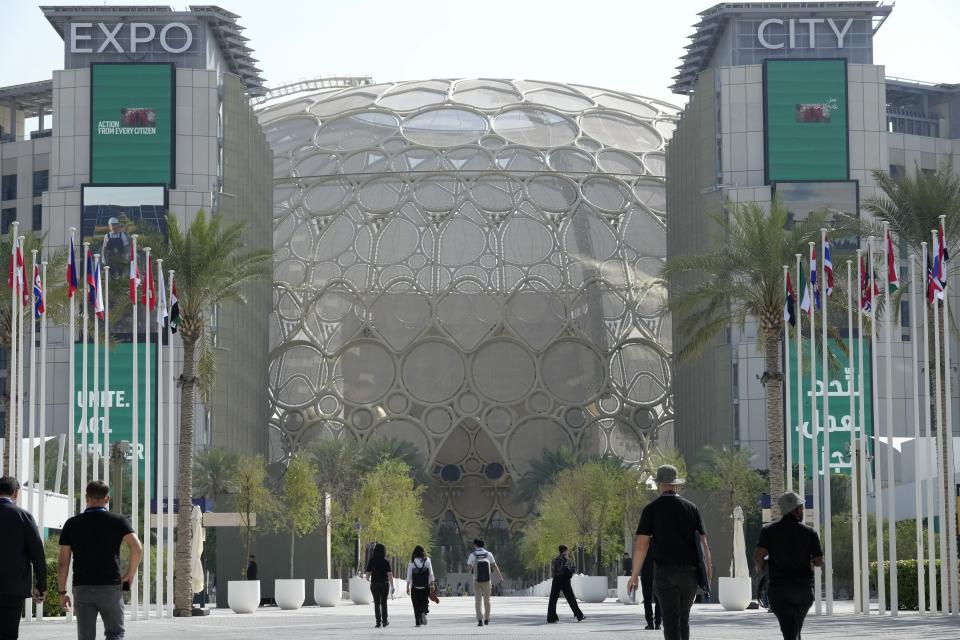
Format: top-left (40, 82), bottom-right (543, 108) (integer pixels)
top-left (405, 545), bottom-right (435, 627)
top-left (465, 538), bottom-right (503, 626)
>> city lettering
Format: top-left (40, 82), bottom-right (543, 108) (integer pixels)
top-left (757, 17), bottom-right (854, 50)
top-left (70, 21), bottom-right (193, 54)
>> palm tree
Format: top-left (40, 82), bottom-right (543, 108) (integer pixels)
top-left (193, 447), bottom-right (239, 504)
top-left (661, 199), bottom-right (829, 518)
top-left (152, 211), bottom-right (271, 615)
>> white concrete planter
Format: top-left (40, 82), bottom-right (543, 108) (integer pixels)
top-left (718, 577), bottom-right (752, 611)
top-left (393, 578), bottom-right (408, 598)
top-left (228, 580), bottom-right (260, 614)
top-left (275, 579), bottom-right (305, 610)
top-left (573, 575), bottom-right (608, 603)
top-left (349, 576), bottom-right (373, 605)
top-left (313, 578), bottom-right (342, 606)
top-left (616, 576), bottom-right (639, 605)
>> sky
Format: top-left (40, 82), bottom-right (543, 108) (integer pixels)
top-left (1, 0), bottom-right (957, 106)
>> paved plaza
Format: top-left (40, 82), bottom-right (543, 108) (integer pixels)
top-left (20, 597), bottom-right (960, 639)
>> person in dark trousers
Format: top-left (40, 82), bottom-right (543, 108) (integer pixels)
top-left (628, 465), bottom-right (712, 640)
top-left (546, 545), bottom-right (584, 623)
top-left (0, 477), bottom-right (46, 640)
top-left (466, 538), bottom-right (503, 626)
top-left (640, 544), bottom-right (661, 630)
top-left (405, 545), bottom-right (435, 626)
top-left (621, 552), bottom-right (632, 577)
top-left (58, 480), bottom-right (143, 640)
top-left (755, 492), bottom-right (824, 640)
top-left (246, 555), bottom-right (258, 580)
top-left (365, 543), bottom-right (393, 628)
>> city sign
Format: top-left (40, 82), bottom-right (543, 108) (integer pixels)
top-left (757, 18), bottom-right (854, 50)
top-left (70, 22), bottom-right (193, 54)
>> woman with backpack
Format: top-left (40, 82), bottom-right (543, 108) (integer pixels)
top-left (405, 545), bottom-right (435, 626)
top-left (547, 544), bottom-right (584, 623)
top-left (365, 543), bottom-right (394, 628)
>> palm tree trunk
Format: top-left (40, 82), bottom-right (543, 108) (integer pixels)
top-left (764, 331), bottom-right (785, 520)
top-left (174, 333), bottom-right (198, 615)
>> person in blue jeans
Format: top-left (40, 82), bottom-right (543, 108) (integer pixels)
top-left (365, 543), bottom-right (394, 628)
top-left (58, 480), bottom-right (143, 640)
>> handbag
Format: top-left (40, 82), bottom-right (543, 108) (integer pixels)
top-left (429, 583), bottom-right (440, 604)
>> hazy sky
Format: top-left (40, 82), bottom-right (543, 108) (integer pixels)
top-left (1, 0), bottom-right (957, 106)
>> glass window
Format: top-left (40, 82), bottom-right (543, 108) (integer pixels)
top-left (1, 208), bottom-right (15, 234)
top-left (32, 170), bottom-right (48, 198)
top-left (32, 204), bottom-right (42, 231)
top-left (1, 175), bottom-right (16, 201)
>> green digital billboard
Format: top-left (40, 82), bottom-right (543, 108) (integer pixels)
top-left (74, 342), bottom-right (157, 478)
top-left (785, 337), bottom-right (873, 479)
top-left (764, 59), bottom-right (848, 183)
top-left (90, 63), bottom-right (174, 186)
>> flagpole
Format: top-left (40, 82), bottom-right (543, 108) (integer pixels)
top-left (939, 215), bottom-right (959, 616)
top-left (27, 249), bottom-right (37, 518)
top-left (796, 254), bottom-right (806, 504)
top-left (16, 235), bottom-right (25, 491)
top-left (847, 259), bottom-right (862, 614)
top-left (131, 234), bottom-right (140, 621)
top-left (910, 251), bottom-right (926, 614)
top-left (808, 241), bottom-right (822, 616)
top-left (820, 229), bottom-right (834, 615)
top-left (931, 228), bottom-right (950, 615)
top-left (67, 229), bottom-right (76, 518)
top-left (37, 259), bottom-right (47, 620)
top-left (165, 269), bottom-right (175, 617)
top-left (7, 222), bottom-right (17, 478)
top-left (856, 249), bottom-right (870, 615)
top-left (921, 242), bottom-right (938, 613)
top-left (785, 264), bottom-right (793, 493)
top-left (881, 224), bottom-right (899, 615)
top-left (869, 238), bottom-right (887, 614)
top-left (103, 266), bottom-right (110, 486)
top-left (142, 247), bottom-right (152, 619)
top-left (92, 255), bottom-right (100, 481)
top-left (155, 257), bottom-right (165, 617)
top-left (81, 242), bottom-right (89, 497)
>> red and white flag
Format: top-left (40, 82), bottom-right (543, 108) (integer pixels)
top-left (142, 256), bottom-right (156, 311)
top-left (129, 243), bottom-right (140, 302)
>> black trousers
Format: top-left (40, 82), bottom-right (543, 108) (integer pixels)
top-left (653, 565), bottom-right (699, 640)
top-left (410, 587), bottom-right (430, 624)
top-left (370, 582), bottom-right (389, 624)
top-left (546, 575), bottom-right (583, 622)
top-left (0, 596), bottom-right (24, 640)
top-left (768, 585), bottom-right (814, 640)
top-left (641, 571), bottom-right (661, 626)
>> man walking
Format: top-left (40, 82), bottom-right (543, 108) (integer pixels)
top-left (628, 465), bottom-right (712, 640)
top-left (640, 543), bottom-right (661, 630)
top-left (755, 492), bottom-right (823, 640)
top-left (546, 544), bottom-right (584, 623)
top-left (58, 480), bottom-right (142, 640)
top-left (246, 555), bottom-right (258, 580)
top-left (0, 477), bottom-right (46, 640)
top-left (466, 538), bottom-right (503, 627)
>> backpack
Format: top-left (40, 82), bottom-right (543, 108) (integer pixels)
top-left (412, 559), bottom-right (430, 589)
top-left (474, 550), bottom-right (491, 583)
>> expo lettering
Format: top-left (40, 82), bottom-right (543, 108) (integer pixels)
top-left (757, 17), bottom-right (854, 50)
top-left (70, 21), bottom-right (193, 54)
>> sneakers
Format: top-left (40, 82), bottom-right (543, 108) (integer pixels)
top-left (375, 622), bottom-right (381, 628)
top-left (382, 621), bottom-right (389, 627)
top-left (478, 621), bottom-right (484, 627)
top-left (484, 619), bottom-right (489, 625)
top-left (645, 623), bottom-right (654, 630)
top-left (576, 615), bottom-right (585, 622)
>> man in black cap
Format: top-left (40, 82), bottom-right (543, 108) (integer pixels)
top-left (755, 492), bottom-right (823, 640)
top-left (0, 477), bottom-right (46, 640)
top-left (627, 465), bottom-right (711, 640)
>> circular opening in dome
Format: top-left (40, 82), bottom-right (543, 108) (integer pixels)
top-left (493, 108), bottom-right (577, 147)
top-left (315, 111), bottom-right (399, 151)
top-left (484, 463), bottom-right (505, 480)
top-left (440, 464), bottom-right (462, 482)
top-left (580, 111), bottom-right (662, 152)
top-left (403, 108), bottom-right (488, 147)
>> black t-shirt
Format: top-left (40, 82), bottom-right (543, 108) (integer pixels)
top-left (246, 560), bottom-right (258, 580)
top-left (636, 493), bottom-right (706, 568)
top-left (59, 508), bottom-right (134, 586)
top-left (366, 557), bottom-right (392, 584)
top-left (757, 516), bottom-right (823, 588)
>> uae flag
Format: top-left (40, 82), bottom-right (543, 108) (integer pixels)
top-left (784, 272), bottom-right (796, 327)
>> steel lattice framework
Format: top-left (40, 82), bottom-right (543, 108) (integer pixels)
top-left (258, 79), bottom-right (679, 536)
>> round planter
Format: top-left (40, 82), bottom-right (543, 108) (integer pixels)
top-left (275, 579), bottom-right (305, 610)
top-left (574, 575), bottom-right (608, 603)
top-left (228, 580), bottom-right (260, 614)
top-left (349, 575), bottom-right (373, 605)
top-left (616, 576), bottom-right (639, 605)
top-left (313, 578), bottom-right (342, 606)
top-left (718, 576), bottom-right (752, 611)
top-left (393, 578), bottom-right (408, 598)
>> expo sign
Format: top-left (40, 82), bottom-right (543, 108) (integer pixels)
top-left (70, 22), bottom-right (193, 54)
top-left (757, 18), bottom-right (854, 50)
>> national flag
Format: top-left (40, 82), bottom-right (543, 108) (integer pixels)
top-left (86, 250), bottom-right (96, 308)
top-left (929, 223), bottom-right (948, 303)
top-left (7, 236), bottom-right (24, 296)
top-left (157, 264), bottom-right (168, 326)
top-left (799, 245), bottom-right (821, 314)
top-left (66, 232), bottom-right (78, 299)
top-left (129, 243), bottom-right (140, 302)
top-left (823, 239), bottom-right (834, 296)
top-left (142, 256), bottom-right (156, 311)
top-left (860, 254), bottom-right (873, 312)
top-left (168, 277), bottom-right (180, 333)
top-left (887, 229), bottom-right (899, 292)
top-left (926, 244), bottom-right (937, 304)
top-left (33, 264), bottom-right (44, 318)
top-left (16, 242), bottom-right (26, 305)
top-left (784, 272), bottom-right (796, 327)
top-left (92, 257), bottom-right (104, 319)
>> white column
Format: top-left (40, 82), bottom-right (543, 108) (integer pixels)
top-left (882, 224), bottom-right (898, 615)
top-left (820, 230), bottom-right (833, 615)
top-left (847, 260), bottom-right (862, 614)
top-left (869, 239), bottom-right (887, 614)
top-left (910, 253), bottom-right (926, 614)
top-left (921, 244), bottom-right (938, 613)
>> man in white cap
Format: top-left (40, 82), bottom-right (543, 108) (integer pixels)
top-left (754, 492), bottom-right (823, 640)
top-left (101, 216), bottom-right (129, 262)
top-left (627, 465), bottom-right (711, 640)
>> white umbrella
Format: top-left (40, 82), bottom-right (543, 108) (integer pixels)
top-left (732, 506), bottom-right (749, 578)
top-left (190, 506), bottom-right (205, 595)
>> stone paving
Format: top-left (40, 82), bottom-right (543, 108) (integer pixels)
top-left (20, 597), bottom-right (960, 639)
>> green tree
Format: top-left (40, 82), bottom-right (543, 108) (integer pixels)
top-left (273, 454), bottom-right (321, 578)
top-left (689, 445), bottom-right (766, 522)
top-left (229, 454), bottom-right (272, 579)
top-left (193, 447), bottom-right (238, 504)
top-left (662, 200), bottom-right (830, 518)
top-left (150, 211), bottom-right (271, 614)
top-left (516, 447), bottom-right (587, 504)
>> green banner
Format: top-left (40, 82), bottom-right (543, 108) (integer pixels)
top-left (74, 342), bottom-right (157, 478)
top-left (765, 59), bottom-right (848, 182)
top-left (785, 336), bottom-right (873, 478)
top-left (90, 64), bottom-right (174, 185)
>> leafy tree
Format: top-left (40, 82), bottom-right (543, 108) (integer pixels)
top-left (149, 211), bottom-right (271, 614)
top-left (229, 454), bottom-right (272, 578)
top-left (193, 447), bottom-right (238, 504)
top-left (688, 445), bottom-right (766, 522)
top-left (662, 200), bottom-right (830, 518)
top-left (273, 454), bottom-right (321, 578)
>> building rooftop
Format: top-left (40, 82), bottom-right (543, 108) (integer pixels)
top-left (671, 1), bottom-right (893, 95)
top-left (39, 4), bottom-right (267, 96)
top-left (0, 80), bottom-right (54, 117)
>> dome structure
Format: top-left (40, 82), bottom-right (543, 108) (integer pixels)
top-left (259, 79), bottom-right (679, 536)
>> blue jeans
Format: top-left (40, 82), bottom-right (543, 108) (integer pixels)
top-left (74, 584), bottom-right (124, 640)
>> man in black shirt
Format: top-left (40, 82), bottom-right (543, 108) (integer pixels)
top-left (0, 477), bottom-right (46, 640)
top-left (246, 555), bottom-right (258, 580)
top-left (628, 465), bottom-right (712, 640)
top-left (58, 480), bottom-right (142, 640)
top-left (755, 492), bottom-right (823, 640)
